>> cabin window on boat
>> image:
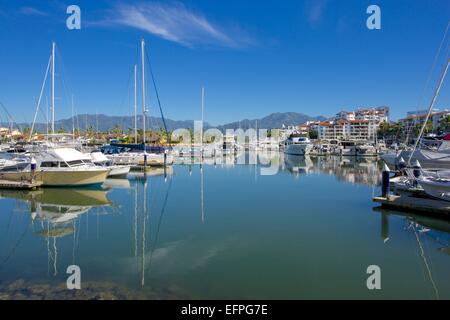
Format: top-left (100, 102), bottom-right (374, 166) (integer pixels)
top-left (60, 162), bottom-right (69, 167)
top-left (67, 160), bottom-right (84, 166)
top-left (40, 161), bottom-right (59, 168)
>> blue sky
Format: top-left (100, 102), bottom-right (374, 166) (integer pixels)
top-left (0, 0), bottom-right (449, 126)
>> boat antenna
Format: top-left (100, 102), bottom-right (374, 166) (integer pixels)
top-left (408, 58), bottom-right (450, 165)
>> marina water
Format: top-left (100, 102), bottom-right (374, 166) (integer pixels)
top-left (0, 154), bottom-right (449, 299)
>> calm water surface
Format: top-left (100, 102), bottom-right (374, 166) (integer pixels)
top-left (0, 154), bottom-right (449, 299)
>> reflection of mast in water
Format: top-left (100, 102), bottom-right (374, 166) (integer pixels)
top-left (200, 156), bottom-right (204, 223)
top-left (409, 221), bottom-right (440, 299)
top-left (381, 212), bottom-right (389, 243)
top-left (134, 180), bottom-right (138, 257)
top-left (141, 175), bottom-right (149, 287)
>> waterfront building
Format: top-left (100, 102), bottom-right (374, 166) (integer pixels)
top-left (0, 127), bottom-right (21, 138)
top-left (399, 109), bottom-right (449, 132)
top-left (317, 106), bottom-right (389, 141)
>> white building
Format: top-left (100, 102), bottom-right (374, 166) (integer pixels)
top-left (318, 120), bottom-right (375, 141)
top-left (399, 109), bottom-right (449, 132)
top-left (317, 106), bottom-right (389, 141)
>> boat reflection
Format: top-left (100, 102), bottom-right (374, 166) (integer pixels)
top-left (373, 207), bottom-right (450, 299)
top-left (283, 154), bottom-right (314, 176)
top-left (0, 187), bottom-right (112, 276)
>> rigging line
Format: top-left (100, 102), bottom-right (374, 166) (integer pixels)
top-left (29, 54), bottom-right (52, 141)
top-left (145, 47), bottom-right (171, 146)
top-left (56, 46), bottom-right (75, 122)
top-left (0, 101), bottom-right (22, 133)
top-left (408, 58), bottom-right (449, 165)
top-left (406, 21), bottom-right (450, 144)
top-left (0, 220), bottom-right (29, 269)
top-left (417, 21), bottom-right (449, 110)
top-left (118, 65), bottom-right (135, 132)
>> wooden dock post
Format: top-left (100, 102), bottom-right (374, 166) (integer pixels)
top-left (381, 164), bottom-right (390, 199)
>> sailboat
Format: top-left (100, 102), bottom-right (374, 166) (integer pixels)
top-left (400, 58), bottom-right (450, 201)
top-left (106, 39), bottom-right (174, 167)
top-left (3, 42), bottom-right (109, 186)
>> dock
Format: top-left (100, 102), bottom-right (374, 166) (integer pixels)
top-left (0, 180), bottom-right (43, 190)
top-left (373, 193), bottom-right (450, 217)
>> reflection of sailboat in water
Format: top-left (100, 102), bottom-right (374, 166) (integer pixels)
top-left (408, 221), bottom-right (440, 300)
top-left (375, 208), bottom-right (448, 299)
top-left (0, 188), bottom-right (111, 276)
top-left (0, 188), bottom-right (111, 227)
top-left (283, 154), bottom-right (313, 175)
top-left (132, 171), bottom-right (172, 288)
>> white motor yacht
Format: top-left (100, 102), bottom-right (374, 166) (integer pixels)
top-left (0, 147), bottom-right (109, 187)
top-left (284, 135), bottom-right (313, 156)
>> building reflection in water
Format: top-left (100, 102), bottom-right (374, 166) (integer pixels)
top-left (283, 154), bottom-right (382, 186)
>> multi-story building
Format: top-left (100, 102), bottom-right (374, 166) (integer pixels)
top-left (317, 106), bottom-right (389, 141)
top-left (335, 111), bottom-right (355, 121)
top-left (0, 127), bottom-right (21, 138)
top-left (297, 121), bottom-right (321, 135)
top-left (318, 120), bottom-right (374, 141)
top-left (355, 106), bottom-right (389, 123)
top-left (399, 109), bottom-right (449, 132)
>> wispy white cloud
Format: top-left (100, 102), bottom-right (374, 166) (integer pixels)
top-left (19, 7), bottom-right (49, 17)
top-left (95, 1), bottom-right (255, 48)
top-left (306, 0), bottom-right (328, 28)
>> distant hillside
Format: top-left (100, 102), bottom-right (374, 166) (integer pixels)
top-left (6, 112), bottom-right (326, 133)
top-left (10, 114), bottom-right (207, 133)
top-left (217, 112), bottom-right (326, 131)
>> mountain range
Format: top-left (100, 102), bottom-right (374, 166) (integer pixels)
top-left (6, 112), bottom-right (327, 133)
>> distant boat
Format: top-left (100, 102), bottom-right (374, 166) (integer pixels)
top-left (284, 134), bottom-right (313, 155)
top-left (90, 150), bottom-right (130, 177)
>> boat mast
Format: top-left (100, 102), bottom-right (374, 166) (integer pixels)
top-left (71, 95), bottom-right (75, 137)
top-left (201, 86), bottom-right (204, 151)
top-left (141, 39), bottom-right (146, 146)
top-left (51, 42), bottom-right (55, 136)
top-left (134, 64), bottom-right (138, 144)
top-left (408, 58), bottom-right (450, 165)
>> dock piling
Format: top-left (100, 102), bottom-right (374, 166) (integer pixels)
top-left (381, 164), bottom-right (390, 199)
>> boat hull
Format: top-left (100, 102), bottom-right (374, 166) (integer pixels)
top-left (418, 178), bottom-right (450, 202)
top-left (107, 165), bottom-right (130, 177)
top-left (0, 169), bottom-right (109, 187)
top-left (382, 150), bottom-right (450, 169)
top-left (284, 144), bottom-right (313, 155)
